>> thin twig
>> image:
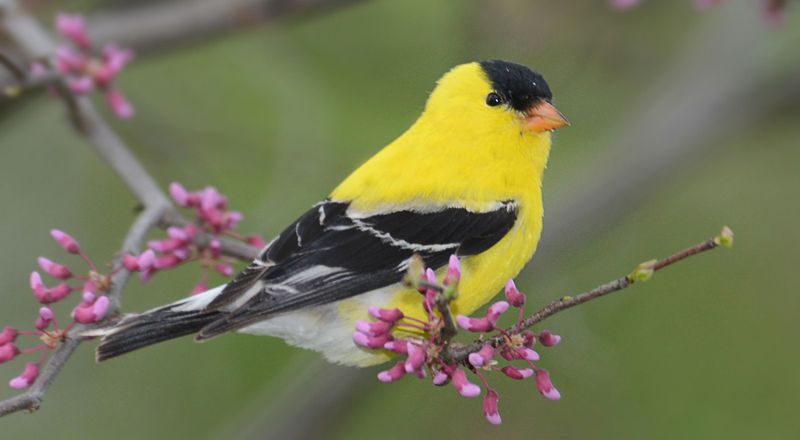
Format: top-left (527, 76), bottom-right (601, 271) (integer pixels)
top-left (0, 205), bottom-right (166, 417)
top-left (447, 232), bottom-right (727, 361)
top-left (0, 0), bottom-right (261, 417)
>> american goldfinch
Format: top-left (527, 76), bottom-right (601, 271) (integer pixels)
top-left (94, 60), bottom-right (568, 366)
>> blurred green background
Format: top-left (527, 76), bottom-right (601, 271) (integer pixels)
top-left (1, 0), bottom-right (799, 438)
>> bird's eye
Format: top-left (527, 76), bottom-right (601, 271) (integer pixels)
top-left (486, 92), bottom-right (503, 107)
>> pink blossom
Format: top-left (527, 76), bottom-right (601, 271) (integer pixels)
top-left (30, 273), bottom-right (72, 304)
top-left (67, 75), bottom-right (94, 94)
top-left (50, 229), bottom-right (80, 254)
top-left (521, 330), bottom-right (536, 347)
top-left (500, 365), bottom-right (534, 380)
top-left (483, 389), bottom-right (502, 425)
top-left (169, 182), bottom-right (190, 207)
top-left (377, 361), bottom-right (407, 383)
top-left (383, 340), bottom-right (408, 354)
top-left (191, 282), bottom-right (208, 296)
top-left (72, 295), bottom-right (110, 324)
top-left (105, 89), bottom-right (134, 119)
top-left (451, 367), bottom-right (481, 397)
top-left (246, 235), bottom-right (267, 248)
top-left (0, 343), bottom-right (20, 364)
top-left (432, 369), bottom-right (450, 386)
top-left (456, 315), bottom-right (493, 332)
top-left (56, 14), bottom-right (91, 49)
top-left (504, 279), bottom-right (525, 307)
top-left (37, 257), bottom-right (72, 279)
top-left (443, 254), bottom-right (461, 286)
top-left (468, 344), bottom-right (495, 367)
top-left (0, 326), bottom-right (18, 345)
top-left (368, 306), bottom-right (404, 323)
top-left (352, 332), bottom-right (392, 349)
top-left (9, 362), bottom-right (39, 389)
top-left (214, 264), bottom-right (234, 277)
top-left (539, 330), bottom-right (562, 347)
top-left (486, 301), bottom-right (509, 326)
top-left (535, 369), bottom-right (561, 400)
top-left (355, 320), bottom-right (392, 336)
top-left (54, 46), bottom-right (85, 74)
top-left (35, 307), bottom-right (55, 331)
top-left (404, 341), bottom-right (426, 374)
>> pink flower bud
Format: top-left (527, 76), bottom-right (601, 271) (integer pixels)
top-left (246, 235), bottom-right (267, 248)
top-left (535, 369), bottom-right (561, 400)
top-left (355, 320), bottom-right (392, 336)
top-left (72, 296), bottom-right (110, 324)
top-left (55, 46), bottom-right (84, 73)
top-left (154, 254), bottom-right (183, 270)
top-left (56, 14), bottom-right (91, 49)
top-left (191, 281), bottom-right (208, 296)
top-left (404, 341), bottom-right (426, 374)
top-left (486, 301), bottom-right (509, 326)
top-left (214, 264), bottom-right (235, 277)
top-left (383, 340), bottom-right (408, 354)
top-left (35, 307), bottom-right (55, 330)
top-left (0, 343), bottom-right (20, 364)
top-left (105, 88), bottom-right (134, 119)
top-left (500, 347), bottom-right (539, 361)
top-left (451, 367), bottom-right (480, 397)
top-left (138, 250), bottom-right (156, 270)
top-left (30, 271), bottom-right (44, 292)
top-left (37, 257), bottom-right (73, 279)
top-left (50, 229), bottom-right (80, 254)
top-left (468, 344), bottom-right (495, 367)
top-left (169, 182), bottom-right (190, 207)
top-left (367, 306), bottom-right (404, 323)
top-left (352, 332), bottom-right (392, 349)
top-left (444, 254), bottom-right (461, 285)
top-left (0, 327), bottom-right (18, 345)
top-left (122, 254), bottom-right (140, 271)
top-left (521, 330), bottom-right (536, 347)
top-left (9, 362), bottom-right (39, 389)
top-left (456, 315), bottom-right (493, 332)
top-left (500, 365), bottom-right (534, 380)
top-left (209, 239), bottom-right (222, 259)
top-left (539, 330), bottom-right (561, 347)
top-left (224, 211), bottom-right (244, 230)
top-left (483, 389), bottom-right (502, 425)
top-left (82, 290), bottom-right (96, 304)
top-left (67, 76), bottom-right (94, 94)
top-left (148, 238), bottom-right (185, 253)
top-left (504, 279), bottom-right (525, 307)
top-left (377, 361), bottom-right (407, 383)
top-left (432, 369), bottom-right (450, 386)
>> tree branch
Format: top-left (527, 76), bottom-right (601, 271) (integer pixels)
top-left (0, 204), bottom-right (166, 417)
top-left (446, 229), bottom-right (731, 362)
top-left (0, 0), bottom-right (261, 416)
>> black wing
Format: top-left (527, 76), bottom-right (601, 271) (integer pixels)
top-left (197, 199), bottom-right (518, 339)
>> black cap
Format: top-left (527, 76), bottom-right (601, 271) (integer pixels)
top-left (479, 60), bottom-right (552, 112)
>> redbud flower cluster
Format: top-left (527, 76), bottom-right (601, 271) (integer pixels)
top-left (353, 255), bottom-right (563, 425)
top-left (609, 0), bottom-right (788, 25)
top-left (123, 182), bottom-right (265, 295)
top-left (1, 230), bottom-right (113, 390)
top-left (30, 14), bottom-right (135, 118)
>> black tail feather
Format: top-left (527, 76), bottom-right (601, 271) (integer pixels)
top-left (95, 309), bottom-right (220, 362)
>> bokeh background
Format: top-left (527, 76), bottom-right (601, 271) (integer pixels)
top-left (1, 0), bottom-right (799, 438)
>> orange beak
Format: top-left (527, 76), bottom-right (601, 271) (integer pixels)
top-left (524, 101), bottom-right (569, 133)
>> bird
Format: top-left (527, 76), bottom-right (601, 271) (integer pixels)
top-left (91, 60), bottom-right (569, 367)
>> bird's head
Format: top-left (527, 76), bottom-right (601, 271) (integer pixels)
top-left (422, 60), bottom-right (568, 140)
